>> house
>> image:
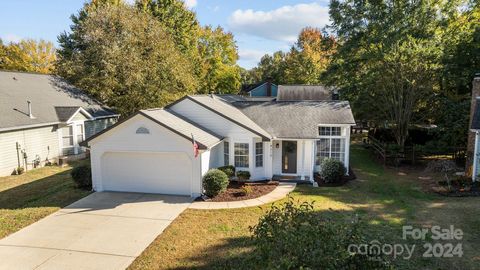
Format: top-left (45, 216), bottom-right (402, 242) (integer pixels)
top-left (277, 85), bottom-right (337, 101)
top-left (83, 94), bottom-right (355, 197)
top-left (468, 73), bottom-right (480, 180)
top-left (0, 71), bottom-right (118, 176)
top-left (241, 80), bottom-right (278, 97)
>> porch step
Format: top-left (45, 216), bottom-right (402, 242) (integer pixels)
top-left (272, 175), bottom-right (312, 184)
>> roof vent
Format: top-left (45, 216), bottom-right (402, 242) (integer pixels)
top-left (210, 91), bottom-right (215, 99)
top-left (27, 101), bottom-right (35, 119)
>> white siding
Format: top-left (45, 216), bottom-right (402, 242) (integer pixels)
top-left (171, 99), bottom-right (265, 179)
top-left (89, 114), bottom-right (203, 197)
top-left (208, 142), bottom-right (223, 168)
top-left (0, 125), bottom-right (60, 176)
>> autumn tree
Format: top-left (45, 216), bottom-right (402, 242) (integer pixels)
top-left (0, 39), bottom-right (56, 74)
top-left (197, 26), bottom-right (241, 94)
top-left (56, 3), bottom-right (197, 116)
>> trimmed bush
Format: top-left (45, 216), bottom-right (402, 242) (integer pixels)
top-left (217, 165), bottom-right (235, 178)
top-left (71, 165), bottom-right (92, 189)
top-left (250, 199), bottom-right (391, 269)
top-left (203, 169), bottom-right (229, 197)
top-left (237, 170), bottom-right (251, 180)
top-left (320, 158), bottom-right (346, 183)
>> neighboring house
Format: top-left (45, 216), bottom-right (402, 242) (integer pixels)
top-left (0, 71), bottom-right (118, 176)
top-left (468, 73), bottom-right (480, 180)
top-left (83, 94), bottom-right (355, 197)
top-left (241, 80), bottom-right (278, 97)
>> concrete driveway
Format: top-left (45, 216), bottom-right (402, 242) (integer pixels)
top-left (0, 192), bottom-right (192, 270)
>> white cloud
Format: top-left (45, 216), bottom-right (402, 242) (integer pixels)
top-left (2, 34), bottom-right (22, 43)
top-left (228, 2), bottom-right (329, 42)
top-left (184, 0), bottom-right (197, 9)
top-left (238, 48), bottom-right (268, 62)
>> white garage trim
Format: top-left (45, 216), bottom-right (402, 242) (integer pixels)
top-left (99, 150), bottom-right (194, 196)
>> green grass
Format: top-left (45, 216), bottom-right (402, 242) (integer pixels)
top-left (130, 145), bottom-right (480, 270)
top-left (0, 161), bottom-right (91, 239)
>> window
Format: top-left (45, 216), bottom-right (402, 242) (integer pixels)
top-left (316, 138), bottom-right (345, 165)
top-left (62, 126), bottom-right (74, 155)
top-left (255, 142), bottom-right (263, 167)
top-left (234, 143), bottom-right (249, 167)
top-left (224, 141), bottom-right (229, 166)
top-left (76, 124), bottom-right (84, 143)
top-left (136, 127), bottom-right (150, 134)
top-left (319, 126), bottom-right (341, 136)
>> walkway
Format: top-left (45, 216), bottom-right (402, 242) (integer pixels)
top-left (189, 182), bottom-right (296, 209)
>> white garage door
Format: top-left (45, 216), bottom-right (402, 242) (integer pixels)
top-left (101, 152), bottom-right (192, 195)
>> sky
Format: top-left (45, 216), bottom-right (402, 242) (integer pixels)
top-left (0, 0), bottom-right (331, 69)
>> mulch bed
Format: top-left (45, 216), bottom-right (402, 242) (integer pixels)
top-left (314, 167), bottom-right (357, 187)
top-left (200, 181), bottom-right (279, 202)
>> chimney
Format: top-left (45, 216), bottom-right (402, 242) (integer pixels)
top-left (266, 77), bottom-right (272, 96)
top-left (27, 101), bottom-right (34, 119)
top-left (466, 73), bottom-right (480, 175)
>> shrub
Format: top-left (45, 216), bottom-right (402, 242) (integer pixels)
top-left (217, 165), bottom-right (235, 178)
top-left (250, 199), bottom-right (391, 269)
top-left (320, 158), bottom-right (346, 183)
top-left (203, 169), bottom-right (229, 197)
top-left (16, 167), bottom-right (24, 175)
top-left (240, 185), bottom-right (252, 196)
top-left (237, 170), bottom-right (251, 180)
top-left (71, 165), bottom-right (92, 189)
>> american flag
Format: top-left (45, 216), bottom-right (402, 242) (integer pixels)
top-left (191, 134), bottom-right (199, 158)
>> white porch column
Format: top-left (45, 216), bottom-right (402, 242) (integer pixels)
top-left (473, 131), bottom-right (479, 181)
top-left (345, 126), bottom-right (351, 175)
top-left (301, 140), bottom-right (305, 180)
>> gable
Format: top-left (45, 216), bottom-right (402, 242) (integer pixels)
top-left (249, 83), bottom-right (278, 97)
top-left (168, 98), bottom-right (265, 140)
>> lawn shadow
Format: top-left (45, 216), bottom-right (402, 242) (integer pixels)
top-left (0, 165), bottom-right (91, 210)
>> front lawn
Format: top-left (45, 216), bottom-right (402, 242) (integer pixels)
top-left (0, 161), bottom-right (91, 239)
top-left (130, 145), bottom-right (480, 269)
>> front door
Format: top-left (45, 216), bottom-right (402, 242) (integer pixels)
top-left (282, 141), bottom-right (297, 174)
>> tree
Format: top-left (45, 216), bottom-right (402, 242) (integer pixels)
top-left (325, 0), bottom-right (457, 148)
top-left (137, 0), bottom-right (241, 94)
top-left (284, 27), bottom-right (336, 84)
top-left (0, 39), bottom-right (56, 74)
top-left (56, 4), bottom-right (197, 116)
top-left (197, 26), bottom-right (241, 94)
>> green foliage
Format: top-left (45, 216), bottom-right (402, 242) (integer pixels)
top-left (240, 185), bottom-right (252, 196)
top-left (250, 199), bottom-right (392, 269)
top-left (217, 165), bottom-right (235, 178)
top-left (0, 39), bottom-right (56, 74)
top-left (324, 0), bottom-right (478, 148)
top-left (202, 169), bottom-right (229, 197)
top-left (71, 165), bottom-right (92, 189)
top-left (197, 26), bottom-right (240, 94)
top-left (320, 158), bottom-right (346, 183)
top-left (236, 170), bottom-right (251, 180)
top-left (241, 27), bottom-right (336, 86)
top-left (56, 4), bottom-right (197, 116)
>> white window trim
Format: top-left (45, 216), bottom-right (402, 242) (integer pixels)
top-left (223, 140), bottom-right (230, 166)
top-left (234, 142), bottom-right (249, 169)
top-left (255, 142), bottom-right (264, 168)
top-left (60, 120), bottom-right (86, 156)
top-left (315, 125), bottom-right (349, 170)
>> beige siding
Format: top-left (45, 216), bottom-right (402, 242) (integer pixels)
top-left (0, 125), bottom-right (60, 176)
top-left (85, 117), bottom-right (117, 139)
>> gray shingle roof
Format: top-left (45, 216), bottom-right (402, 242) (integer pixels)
top-left (277, 85), bottom-right (333, 101)
top-left (0, 71), bottom-right (117, 130)
top-left (232, 101), bottom-right (355, 139)
top-left (472, 99), bottom-right (480, 130)
top-left (141, 109), bottom-right (223, 149)
top-left (183, 95), bottom-right (272, 140)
